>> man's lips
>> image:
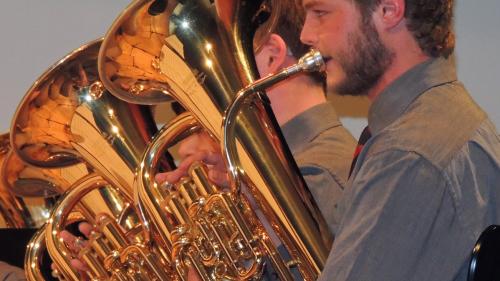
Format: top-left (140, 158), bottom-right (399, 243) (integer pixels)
top-left (323, 56), bottom-right (333, 71)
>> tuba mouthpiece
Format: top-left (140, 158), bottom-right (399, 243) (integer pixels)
top-left (298, 49), bottom-right (325, 73)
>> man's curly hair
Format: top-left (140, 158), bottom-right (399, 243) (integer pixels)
top-left (356, 0), bottom-right (455, 58)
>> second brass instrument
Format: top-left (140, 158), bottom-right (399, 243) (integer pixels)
top-left (99, 0), bottom-right (332, 280)
top-left (13, 39), bottom-right (175, 280)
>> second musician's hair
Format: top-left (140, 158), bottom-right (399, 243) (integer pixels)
top-left (254, 0), bottom-right (326, 87)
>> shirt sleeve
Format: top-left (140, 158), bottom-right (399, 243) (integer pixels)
top-left (300, 163), bottom-right (345, 235)
top-left (0, 262), bottom-right (26, 281)
top-left (318, 149), bottom-right (451, 281)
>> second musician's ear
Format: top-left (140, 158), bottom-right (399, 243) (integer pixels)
top-left (254, 33), bottom-right (288, 77)
top-left (375, 0), bottom-right (405, 30)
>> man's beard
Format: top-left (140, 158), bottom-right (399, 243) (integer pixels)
top-left (332, 19), bottom-right (394, 96)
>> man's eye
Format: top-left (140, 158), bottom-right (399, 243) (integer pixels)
top-left (313, 10), bottom-right (328, 17)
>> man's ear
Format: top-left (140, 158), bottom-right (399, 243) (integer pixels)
top-left (375, 0), bottom-right (405, 30)
top-left (256, 33), bottom-right (289, 75)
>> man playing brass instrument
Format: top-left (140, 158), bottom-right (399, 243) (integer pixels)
top-left (299, 0), bottom-right (500, 280)
top-left (60, 0), bottom-right (356, 279)
top-left (157, 0), bottom-right (357, 235)
top-left (154, 1), bottom-right (357, 279)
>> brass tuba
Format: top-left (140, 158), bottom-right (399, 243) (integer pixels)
top-left (99, 0), bottom-right (331, 280)
top-left (12, 39), bottom-right (175, 280)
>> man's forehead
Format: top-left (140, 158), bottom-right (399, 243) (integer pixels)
top-left (301, 0), bottom-right (330, 9)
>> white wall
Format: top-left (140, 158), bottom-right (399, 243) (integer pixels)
top-left (0, 1), bottom-right (498, 137)
top-left (0, 1), bottom-right (129, 132)
top-left (454, 0), bottom-right (500, 128)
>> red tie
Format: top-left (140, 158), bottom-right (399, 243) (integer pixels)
top-left (349, 126), bottom-right (372, 177)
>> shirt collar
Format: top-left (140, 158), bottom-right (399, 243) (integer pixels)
top-left (281, 102), bottom-right (341, 153)
top-left (368, 56), bottom-right (458, 135)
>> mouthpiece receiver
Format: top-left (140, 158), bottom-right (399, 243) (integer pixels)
top-left (298, 49), bottom-right (326, 73)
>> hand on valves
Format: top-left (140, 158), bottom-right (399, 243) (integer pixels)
top-left (155, 131), bottom-right (229, 187)
top-left (53, 222), bottom-right (93, 280)
top-left (55, 131), bottom-right (227, 280)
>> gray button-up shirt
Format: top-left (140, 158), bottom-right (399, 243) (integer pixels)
top-left (261, 102), bottom-right (355, 281)
top-left (319, 57), bottom-right (500, 281)
top-left (281, 102), bottom-right (356, 234)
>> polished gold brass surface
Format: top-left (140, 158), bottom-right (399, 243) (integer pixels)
top-left (44, 173), bottom-right (173, 280)
top-left (23, 174), bottom-right (149, 281)
top-left (102, 0), bottom-right (331, 280)
top-left (0, 132), bottom-right (62, 228)
top-left (0, 132), bottom-right (32, 228)
top-left (11, 38), bottom-right (162, 194)
top-left (223, 49), bottom-right (326, 193)
top-left (3, 149), bottom-right (88, 198)
top-left (137, 113), bottom-right (198, 252)
top-left (2, 129), bottom-right (124, 235)
top-left (137, 113), bottom-right (290, 280)
top-left (13, 39), bottom-right (175, 280)
top-left (25, 226), bottom-right (47, 281)
top-left (36, 112), bottom-right (191, 280)
top-left (98, 0), bottom-right (173, 105)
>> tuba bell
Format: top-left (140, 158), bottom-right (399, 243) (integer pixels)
top-left (99, 0), bottom-right (332, 280)
top-left (11, 38), bottom-right (175, 280)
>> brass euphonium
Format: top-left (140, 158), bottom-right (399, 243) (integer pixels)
top-left (12, 39), bottom-right (176, 280)
top-left (99, 0), bottom-right (331, 280)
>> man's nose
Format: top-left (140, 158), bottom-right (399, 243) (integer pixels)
top-left (300, 17), bottom-right (318, 47)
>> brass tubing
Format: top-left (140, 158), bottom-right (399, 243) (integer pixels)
top-left (24, 226), bottom-right (47, 281)
top-left (178, 179), bottom-right (199, 206)
top-left (97, 214), bottom-right (129, 250)
top-left (88, 231), bottom-right (114, 261)
top-left (221, 49), bottom-right (329, 278)
top-left (79, 247), bottom-right (108, 278)
top-left (120, 244), bottom-right (172, 280)
top-left (167, 193), bottom-right (191, 225)
top-left (189, 164), bottom-right (218, 195)
top-left (45, 174), bottom-right (132, 280)
top-left (136, 113), bottom-right (198, 253)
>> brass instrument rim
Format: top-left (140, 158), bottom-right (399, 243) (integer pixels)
top-left (97, 0), bottom-right (172, 105)
top-left (0, 132), bottom-right (9, 155)
top-left (10, 38), bottom-right (105, 168)
top-left (1, 149), bottom-right (60, 198)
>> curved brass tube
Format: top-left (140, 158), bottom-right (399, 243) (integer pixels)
top-left (136, 112), bottom-right (199, 255)
top-left (25, 226), bottom-right (48, 281)
top-left (137, 112), bottom-right (273, 280)
top-left (223, 49), bottom-right (325, 193)
top-left (45, 173), bottom-right (131, 280)
top-left (221, 49), bottom-right (329, 274)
